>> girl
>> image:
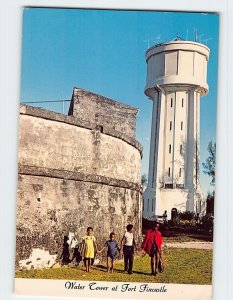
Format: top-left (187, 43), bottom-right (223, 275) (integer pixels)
top-left (81, 227), bottom-right (98, 272)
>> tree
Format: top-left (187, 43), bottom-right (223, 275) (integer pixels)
top-left (141, 174), bottom-right (148, 190)
top-left (202, 141), bottom-right (216, 186)
top-left (206, 191), bottom-right (215, 215)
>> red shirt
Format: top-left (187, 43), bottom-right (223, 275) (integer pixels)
top-left (141, 229), bottom-right (163, 253)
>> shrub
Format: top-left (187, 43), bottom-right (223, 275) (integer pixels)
top-left (201, 215), bottom-right (214, 231)
top-left (179, 211), bottom-right (195, 221)
top-left (179, 219), bottom-right (196, 227)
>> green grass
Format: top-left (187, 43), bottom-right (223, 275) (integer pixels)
top-left (161, 231), bottom-right (213, 243)
top-left (15, 248), bottom-right (212, 285)
top-left (163, 235), bottom-right (212, 243)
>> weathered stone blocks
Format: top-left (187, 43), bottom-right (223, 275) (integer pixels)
top-left (16, 92), bottom-right (142, 269)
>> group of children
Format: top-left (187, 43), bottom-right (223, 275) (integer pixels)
top-left (61, 222), bottom-right (163, 275)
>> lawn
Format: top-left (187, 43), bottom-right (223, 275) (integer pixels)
top-left (162, 233), bottom-right (213, 243)
top-left (15, 248), bottom-right (212, 285)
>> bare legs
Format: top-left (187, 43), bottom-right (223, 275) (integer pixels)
top-left (84, 258), bottom-right (91, 272)
top-left (107, 256), bottom-right (114, 272)
top-left (150, 252), bottom-right (159, 275)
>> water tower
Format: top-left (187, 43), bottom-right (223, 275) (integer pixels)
top-left (143, 39), bottom-right (210, 219)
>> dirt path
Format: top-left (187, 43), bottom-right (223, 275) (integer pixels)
top-left (164, 241), bottom-right (213, 250)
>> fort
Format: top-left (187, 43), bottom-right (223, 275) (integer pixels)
top-left (16, 87), bottom-right (142, 269)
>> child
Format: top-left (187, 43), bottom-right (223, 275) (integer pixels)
top-left (141, 221), bottom-right (163, 275)
top-left (81, 227), bottom-right (98, 272)
top-left (121, 224), bottom-right (136, 274)
top-left (70, 235), bottom-right (82, 266)
top-left (99, 232), bottom-right (120, 272)
top-left (60, 235), bottom-right (71, 266)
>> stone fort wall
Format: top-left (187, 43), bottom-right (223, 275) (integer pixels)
top-left (16, 90), bottom-right (142, 269)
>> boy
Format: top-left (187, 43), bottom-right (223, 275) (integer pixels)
top-left (121, 224), bottom-right (136, 274)
top-left (99, 232), bottom-right (120, 272)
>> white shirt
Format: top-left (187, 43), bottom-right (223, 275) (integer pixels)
top-left (124, 232), bottom-right (134, 246)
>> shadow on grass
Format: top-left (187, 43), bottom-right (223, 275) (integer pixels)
top-left (95, 264), bottom-right (123, 274)
top-left (95, 264), bottom-right (151, 276)
top-left (128, 270), bottom-right (151, 276)
top-left (93, 265), bottom-right (108, 273)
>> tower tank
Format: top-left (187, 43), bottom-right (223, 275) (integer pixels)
top-left (143, 39), bottom-right (210, 219)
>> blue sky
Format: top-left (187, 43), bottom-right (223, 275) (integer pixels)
top-left (20, 8), bottom-right (219, 195)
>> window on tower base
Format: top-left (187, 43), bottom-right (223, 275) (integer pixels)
top-left (164, 183), bottom-right (173, 189)
top-left (164, 183), bottom-right (184, 189)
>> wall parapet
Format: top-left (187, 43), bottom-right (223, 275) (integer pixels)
top-left (20, 105), bottom-right (143, 156)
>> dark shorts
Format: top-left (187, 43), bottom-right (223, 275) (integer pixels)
top-left (123, 245), bottom-right (134, 255)
top-left (107, 253), bottom-right (117, 260)
top-left (149, 244), bottom-right (158, 257)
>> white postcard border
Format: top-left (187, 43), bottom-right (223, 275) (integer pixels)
top-left (0, 1), bottom-right (231, 300)
top-left (15, 279), bottom-right (212, 300)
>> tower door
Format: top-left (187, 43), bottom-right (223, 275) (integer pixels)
top-left (171, 208), bottom-right (178, 221)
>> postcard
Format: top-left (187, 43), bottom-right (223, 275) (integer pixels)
top-left (15, 8), bottom-right (219, 299)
